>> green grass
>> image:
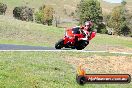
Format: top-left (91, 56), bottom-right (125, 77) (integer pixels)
top-left (0, 15), bottom-right (132, 50)
top-left (87, 34), bottom-right (132, 50)
top-left (0, 15), bottom-right (64, 47)
top-left (0, 52), bottom-right (131, 88)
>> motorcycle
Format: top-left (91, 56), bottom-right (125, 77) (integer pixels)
top-left (55, 27), bottom-right (96, 50)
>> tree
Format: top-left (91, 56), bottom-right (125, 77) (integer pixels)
top-left (13, 6), bottom-right (34, 21)
top-left (107, 1), bottom-right (131, 36)
top-left (77, 0), bottom-right (103, 25)
top-left (121, 0), bottom-right (127, 6)
top-left (43, 6), bottom-right (54, 25)
top-left (0, 3), bottom-right (7, 15)
top-left (35, 5), bottom-right (54, 25)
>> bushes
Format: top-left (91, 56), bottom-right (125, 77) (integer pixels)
top-left (106, 1), bottom-right (132, 36)
top-left (97, 22), bottom-right (107, 34)
top-left (35, 11), bottom-right (44, 24)
top-left (13, 6), bottom-right (34, 21)
top-left (1, 3), bottom-right (54, 26)
top-left (35, 5), bottom-right (54, 25)
top-left (0, 3), bottom-right (7, 15)
top-left (99, 28), bottom-right (107, 34)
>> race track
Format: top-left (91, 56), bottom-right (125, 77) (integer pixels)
top-left (0, 44), bottom-right (55, 50)
top-left (0, 44), bottom-right (132, 55)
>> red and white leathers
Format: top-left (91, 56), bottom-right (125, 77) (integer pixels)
top-left (80, 27), bottom-right (90, 40)
top-left (80, 21), bottom-right (93, 40)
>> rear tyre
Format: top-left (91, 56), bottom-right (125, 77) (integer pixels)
top-left (55, 39), bottom-right (64, 49)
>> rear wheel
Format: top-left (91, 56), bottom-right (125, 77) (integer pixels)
top-left (55, 39), bottom-right (64, 49)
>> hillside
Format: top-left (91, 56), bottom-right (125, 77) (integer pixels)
top-left (0, 15), bottom-right (132, 52)
top-left (0, 0), bottom-right (79, 19)
top-left (0, 0), bottom-right (132, 18)
top-left (0, 15), bottom-right (64, 47)
top-left (100, 0), bottom-right (132, 14)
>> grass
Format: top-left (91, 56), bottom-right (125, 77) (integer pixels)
top-left (0, 15), bottom-right (132, 51)
top-left (0, 0), bottom-right (131, 16)
top-left (0, 15), bottom-right (64, 47)
top-left (58, 22), bottom-right (78, 28)
top-left (0, 0), bottom-right (79, 18)
top-left (86, 34), bottom-right (132, 50)
top-left (0, 51), bottom-right (131, 88)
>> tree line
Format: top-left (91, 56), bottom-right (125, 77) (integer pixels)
top-left (77, 0), bottom-right (132, 37)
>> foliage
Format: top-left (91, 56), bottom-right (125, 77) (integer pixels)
top-left (77, 0), bottom-right (104, 33)
top-left (97, 23), bottom-right (107, 34)
top-left (107, 1), bottom-right (131, 36)
top-left (35, 5), bottom-right (54, 26)
top-left (121, 0), bottom-right (127, 6)
top-left (34, 11), bottom-right (44, 24)
top-left (13, 6), bottom-right (34, 21)
top-left (0, 3), bottom-right (7, 15)
top-left (77, 0), bottom-right (103, 24)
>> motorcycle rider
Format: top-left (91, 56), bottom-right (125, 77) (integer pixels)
top-left (80, 20), bottom-right (93, 40)
top-left (69, 20), bottom-right (93, 40)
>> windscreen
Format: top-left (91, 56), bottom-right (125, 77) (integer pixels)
top-left (72, 27), bottom-right (81, 34)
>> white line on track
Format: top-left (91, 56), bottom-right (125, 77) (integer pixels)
top-left (0, 50), bottom-right (132, 55)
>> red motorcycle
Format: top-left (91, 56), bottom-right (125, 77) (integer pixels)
top-left (55, 27), bottom-right (96, 50)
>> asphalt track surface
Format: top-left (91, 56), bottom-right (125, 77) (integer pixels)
top-left (0, 44), bottom-right (132, 55)
top-left (0, 44), bottom-right (56, 50)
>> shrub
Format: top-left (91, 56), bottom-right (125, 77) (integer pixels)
top-left (0, 3), bottom-right (7, 15)
top-left (35, 5), bottom-right (54, 25)
top-left (35, 11), bottom-right (44, 24)
top-left (13, 6), bottom-right (34, 21)
top-left (100, 28), bottom-right (107, 34)
top-left (97, 22), bottom-right (107, 34)
top-left (130, 33), bottom-right (132, 37)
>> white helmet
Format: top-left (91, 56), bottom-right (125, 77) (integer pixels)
top-left (85, 21), bottom-right (93, 27)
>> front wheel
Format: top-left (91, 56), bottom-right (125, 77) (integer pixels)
top-left (55, 39), bottom-right (64, 49)
top-left (76, 40), bottom-right (89, 50)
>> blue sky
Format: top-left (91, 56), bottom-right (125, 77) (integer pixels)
top-left (103, 0), bottom-right (122, 3)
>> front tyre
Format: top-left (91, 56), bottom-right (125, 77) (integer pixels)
top-left (76, 40), bottom-right (89, 50)
top-left (55, 39), bottom-right (64, 49)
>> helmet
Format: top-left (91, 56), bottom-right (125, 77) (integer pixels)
top-left (85, 21), bottom-right (92, 26)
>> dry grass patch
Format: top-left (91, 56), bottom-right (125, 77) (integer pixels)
top-left (64, 55), bottom-right (132, 75)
